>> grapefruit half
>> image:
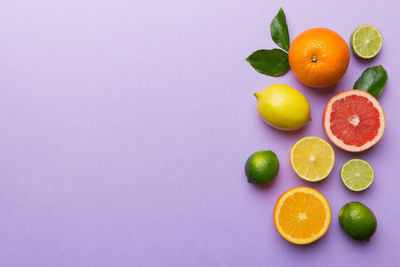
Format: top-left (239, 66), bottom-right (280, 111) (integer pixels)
top-left (323, 90), bottom-right (385, 152)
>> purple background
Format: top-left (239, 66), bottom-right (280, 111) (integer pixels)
top-left (0, 0), bottom-right (399, 266)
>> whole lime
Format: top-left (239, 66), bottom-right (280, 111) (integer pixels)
top-left (255, 84), bottom-right (311, 130)
top-left (245, 150), bottom-right (279, 185)
top-left (339, 201), bottom-right (377, 241)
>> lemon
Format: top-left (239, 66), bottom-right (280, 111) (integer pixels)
top-left (290, 136), bottom-right (335, 182)
top-left (254, 84), bottom-right (311, 130)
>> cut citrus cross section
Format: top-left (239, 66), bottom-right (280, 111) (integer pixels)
top-left (351, 25), bottom-right (383, 59)
top-left (290, 136), bottom-right (335, 182)
top-left (341, 159), bottom-right (374, 191)
top-left (274, 187), bottom-right (331, 245)
top-left (323, 90), bottom-right (385, 152)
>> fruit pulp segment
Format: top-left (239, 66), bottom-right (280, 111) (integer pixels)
top-left (278, 192), bottom-right (326, 239)
top-left (292, 139), bottom-right (334, 180)
top-left (330, 95), bottom-right (380, 147)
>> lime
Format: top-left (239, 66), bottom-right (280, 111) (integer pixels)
top-left (341, 159), bottom-right (374, 191)
top-left (254, 84), bottom-right (311, 131)
top-left (350, 25), bottom-right (382, 59)
top-left (339, 202), bottom-right (377, 241)
top-left (245, 150), bottom-right (279, 185)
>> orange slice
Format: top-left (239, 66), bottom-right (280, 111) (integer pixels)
top-left (274, 187), bottom-right (331, 245)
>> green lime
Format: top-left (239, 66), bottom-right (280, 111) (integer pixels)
top-left (245, 150), bottom-right (279, 185)
top-left (341, 159), bottom-right (374, 192)
top-left (339, 202), bottom-right (377, 241)
top-left (350, 25), bottom-right (382, 59)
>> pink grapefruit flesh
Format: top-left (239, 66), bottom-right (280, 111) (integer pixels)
top-left (323, 90), bottom-right (385, 152)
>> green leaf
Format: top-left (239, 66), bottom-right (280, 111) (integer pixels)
top-left (270, 8), bottom-right (290, 52)
top-left (353, 65), bottom-right (388, 98)
top-left (246, 49), bottom-right (289, 77)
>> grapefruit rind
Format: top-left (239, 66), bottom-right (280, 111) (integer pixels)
top-left (273, 187), bottom-right (331, 245)
top-left (323, 90), bottom-right (385, 152)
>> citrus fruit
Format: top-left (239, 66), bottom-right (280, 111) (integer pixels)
top-left (350, 25), bottom-right (382, 59)
top-left (341, 159), bottom-right (374, 191)
top-left (245, 150), bottom-right (279, 185)
top-left (290, 136), bottom-right (335, 182)
top-left (274, 187), bottom-right (331, 245)
top-left (254, 84), bottom-right (311, 130)
top-left (339, 202), bottom-right (377, 241)
top-left (323, 90), bottom-right (385, 152)
top-left (288, 28), bottom-right (350, 88)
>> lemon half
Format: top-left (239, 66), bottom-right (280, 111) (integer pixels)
top-left (290, 136), bottom-right (335, 182)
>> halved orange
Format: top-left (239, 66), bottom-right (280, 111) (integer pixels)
top-left (274, 187), bottom-right (331, 245)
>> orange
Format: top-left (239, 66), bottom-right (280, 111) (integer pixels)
top-left (273, 187), bottom-right (331, 245)
top-left (288, 28), bottom-right (350, 88)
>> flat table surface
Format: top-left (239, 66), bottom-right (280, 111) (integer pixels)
top-left (0, 0), bottom-right (399, 266)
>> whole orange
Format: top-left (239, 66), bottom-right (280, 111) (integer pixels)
top-left (288, 28), bottom-right (350, 88)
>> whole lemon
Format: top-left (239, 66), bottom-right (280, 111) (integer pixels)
top-left (255, 84), bottom-right (311, 130)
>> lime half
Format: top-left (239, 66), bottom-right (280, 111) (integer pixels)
top-left (341, 159), bottom-right (374, 191)
top-left (350, 25), bottom-right (382, 59)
